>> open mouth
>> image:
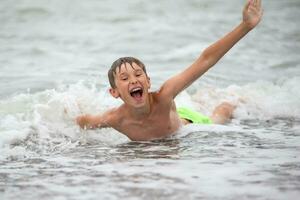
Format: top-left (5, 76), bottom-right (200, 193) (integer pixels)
top-left (130, 87), bottom-right (143, 100)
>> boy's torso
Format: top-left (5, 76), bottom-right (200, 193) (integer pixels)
top-left (109, 93), bottom-right (182, 141)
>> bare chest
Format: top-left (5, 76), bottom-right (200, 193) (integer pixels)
top-left (116, 108), bottom-right (181, 141)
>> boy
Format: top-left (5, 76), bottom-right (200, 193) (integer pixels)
top-left (76, 0), bottom-right (263, 141)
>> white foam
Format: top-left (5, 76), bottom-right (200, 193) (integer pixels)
top-left (0, 81), bottom-right (126, 159)
top-left (0, 115), bottom-right (31, 147)
top-left (191, 76), bottom-right (300, 119)
top-left (0, 77), bottom-right (299, 159)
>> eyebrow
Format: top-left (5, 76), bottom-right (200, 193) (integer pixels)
top-left (119, 72), bottom-right (128, 77)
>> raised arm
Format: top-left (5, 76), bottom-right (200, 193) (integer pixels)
top-left (160, 0), bottom-right (263, 99)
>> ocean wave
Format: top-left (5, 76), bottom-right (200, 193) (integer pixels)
top-left (0, 77), bottom-right (299, 160)
top-left (190, 76), bottom-right (300, 120)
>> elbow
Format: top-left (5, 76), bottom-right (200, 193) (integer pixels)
top-left (201, 48), bottom-right (213, 64)
top-left (200, 48), bottom-right (218, 67)
top-left (201, 49), bottom-right (210, 61)
top-left (196, 50), bottom-right (214, 70)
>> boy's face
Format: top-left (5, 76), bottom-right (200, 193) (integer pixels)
top-left (109, 62), bottom-right (151, 108)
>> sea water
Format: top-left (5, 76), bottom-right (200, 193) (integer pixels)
top-left (1, 0), bottom-right (300, 199)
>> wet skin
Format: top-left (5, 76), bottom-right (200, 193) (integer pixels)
top-left (103, 63), bottom-right (183, 141)
top-left (76, 0), bottom-right (263, 140)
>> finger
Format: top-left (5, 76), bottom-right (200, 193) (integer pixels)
top-left (249, 6), bottom-right (259, 15)
top-left (257, 0), bottom-right (260, 7)
top-left (243, 0), bottom-right (252, 13)
top-left (251, 3), bottom-right (261, 13)
top-left (258, 0), bottom-right (262, 9)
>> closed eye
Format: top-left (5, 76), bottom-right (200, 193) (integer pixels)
top-left (135, 71), bottom-right (143, 77)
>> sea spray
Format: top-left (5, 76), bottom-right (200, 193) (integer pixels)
top-left (191, 77), bottom-right (300, 120)
top-left (0, 77), bottom-right (299, 160)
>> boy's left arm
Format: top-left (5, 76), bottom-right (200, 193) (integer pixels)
top-left (160, 0), bottom-right (263, 99)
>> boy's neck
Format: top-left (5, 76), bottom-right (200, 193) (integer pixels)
top-left (125, 94), bottom-right (153, 119)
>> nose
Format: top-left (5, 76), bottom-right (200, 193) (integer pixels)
top-left (130, 77), bottom-right (138, 84)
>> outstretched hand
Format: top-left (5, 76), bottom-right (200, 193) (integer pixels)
top-left (243, 0), bottom-right (263, 30)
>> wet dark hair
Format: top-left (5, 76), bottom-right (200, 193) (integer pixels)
top-left (108, 57), bottom-right (147, 88)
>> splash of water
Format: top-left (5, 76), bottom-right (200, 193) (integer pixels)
top-left (0, 77), bottom-right (299, 160)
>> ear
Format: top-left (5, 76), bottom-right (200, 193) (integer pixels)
top-left (109, 88), bottom-right (120, 98)
top-left (147, 76), bottom-right (151, 89)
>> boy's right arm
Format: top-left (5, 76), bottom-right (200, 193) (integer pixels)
top-left (76, 109), bottom-right (115, 129)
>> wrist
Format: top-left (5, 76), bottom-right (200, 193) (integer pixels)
top-left (240, 21), bottom-right (253, 33)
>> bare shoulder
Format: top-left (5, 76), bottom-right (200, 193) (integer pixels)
top-left (148, 91), bottom-right (176, 113)
top-left (151, 88), bottom-right (173, 105)
top-left (102, 106), bottom-right (124, 127)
